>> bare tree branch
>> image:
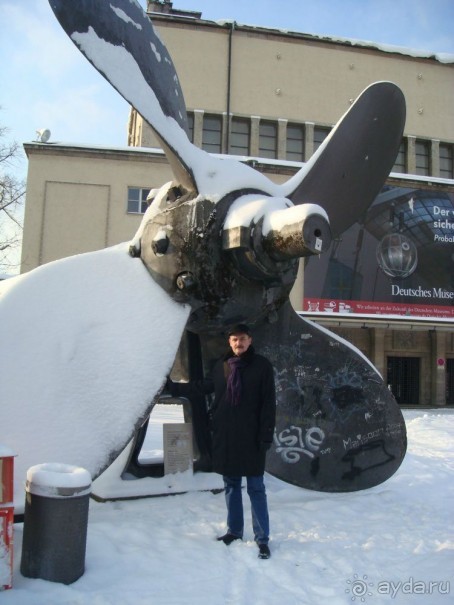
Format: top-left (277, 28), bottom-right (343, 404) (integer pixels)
top-left (0, 113), bottom-right (25, 272)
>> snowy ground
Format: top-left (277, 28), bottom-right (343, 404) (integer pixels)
top-left (4, 408), bottom-right (454, 605)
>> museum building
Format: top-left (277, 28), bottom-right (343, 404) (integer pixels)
top-left (22, 1), bottom-right (454, 406)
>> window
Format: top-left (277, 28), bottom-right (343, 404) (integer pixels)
top-left (313, 126), bottom-right (330, 152)
top-left (440, 143), bottom-right (453, 179)
top-left (230, 117), bottom-right (250, 156)
top-left (202, 114), bottom-right (222, 153)
top-left (127, 187), bottom-right (151, 214)
top-left (186, 112), bottom-right (194, 143)
top-left (415, 140), bottom-right (430, 176)
top-left (392, 141), bottom-right (406, 173)
top-left (286, 123), bottom-right (304, 162)
top-left (259, 121), bottom-right (277, 159)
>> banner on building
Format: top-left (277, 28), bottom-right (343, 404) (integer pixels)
top-left (303, 178), bottom-right (454, 319)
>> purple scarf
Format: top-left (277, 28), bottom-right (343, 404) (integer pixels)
top-left (226, 355), bottom-right (247, 406)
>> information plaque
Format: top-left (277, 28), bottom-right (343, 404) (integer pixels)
top-left (163, 423), bottom-right (193, 475)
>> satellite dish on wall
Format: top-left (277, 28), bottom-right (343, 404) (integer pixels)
top-left (36, 129), bottom-right (51, 143)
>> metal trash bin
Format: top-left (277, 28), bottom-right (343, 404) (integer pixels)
top-left (20, 463), bottom-right (91, 585)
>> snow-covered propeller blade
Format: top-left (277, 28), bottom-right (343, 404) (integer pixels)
top-left (48, 0), bottom-right (197, 189)
top-left (48, 0), bottom-right (278, 198)
top-left (0, 245), bottom-right (189, 508)
top-left (281, 82), bottom-right (406, 237)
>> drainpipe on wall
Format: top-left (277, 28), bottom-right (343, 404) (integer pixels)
top-left (225, 21), bottom-right (236, 154)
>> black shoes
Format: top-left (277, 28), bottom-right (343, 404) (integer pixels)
top-left (216, 534), bottom-right (271, 558)
top-left (217, 533), bottom-right (242, 545)
top-left (258, 544), bottom-right (271, 559)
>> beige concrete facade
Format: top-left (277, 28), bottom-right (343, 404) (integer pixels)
top-left (22, 145), bottom-right (172, 272)
top-left (131, 14), bottom-right (454, 161)
top-left (21, 6), bottom-right (454, 405)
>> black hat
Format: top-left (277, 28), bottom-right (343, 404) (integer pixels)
top-left (228, 323), bottom-right (251, 336)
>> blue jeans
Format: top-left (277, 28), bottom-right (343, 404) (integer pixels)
top-left (223, 475), bottom-right (270, 545)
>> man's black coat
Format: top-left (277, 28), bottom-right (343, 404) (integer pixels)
top-left (208, 346), bottom-right (276, 477)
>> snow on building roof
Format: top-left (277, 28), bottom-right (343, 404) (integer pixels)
top-left (157, 12), bottom-right (454, 65)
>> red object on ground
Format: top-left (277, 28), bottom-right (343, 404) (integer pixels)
top-left (1, 452), bottom-right (15, 590)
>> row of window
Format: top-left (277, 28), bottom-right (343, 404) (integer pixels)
top-left (127, 113), bottom-right (453, 214)
top-left (188, 112), bottom-right (454, 178)
top-left (394, 139), bottom-right (453, 178)
top-left (187, 112), bottom-right (330, 162)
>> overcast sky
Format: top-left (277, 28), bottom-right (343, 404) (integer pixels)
top-left (1, 0), bottom-right (453, 181)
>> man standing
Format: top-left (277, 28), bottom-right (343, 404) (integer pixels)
top-left (210, 324), bottom-right (276, 559)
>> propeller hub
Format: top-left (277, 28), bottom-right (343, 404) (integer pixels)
top-left (137, 185), bottom-right (331, 333)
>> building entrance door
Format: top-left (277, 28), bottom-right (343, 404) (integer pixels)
top-left (387, 356), bottom-right (420, 405)
top-left (447, 359), bottom-right (454, 405)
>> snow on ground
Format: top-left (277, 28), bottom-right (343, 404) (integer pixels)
top-left (4, 408), bottom-right (453, 605)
